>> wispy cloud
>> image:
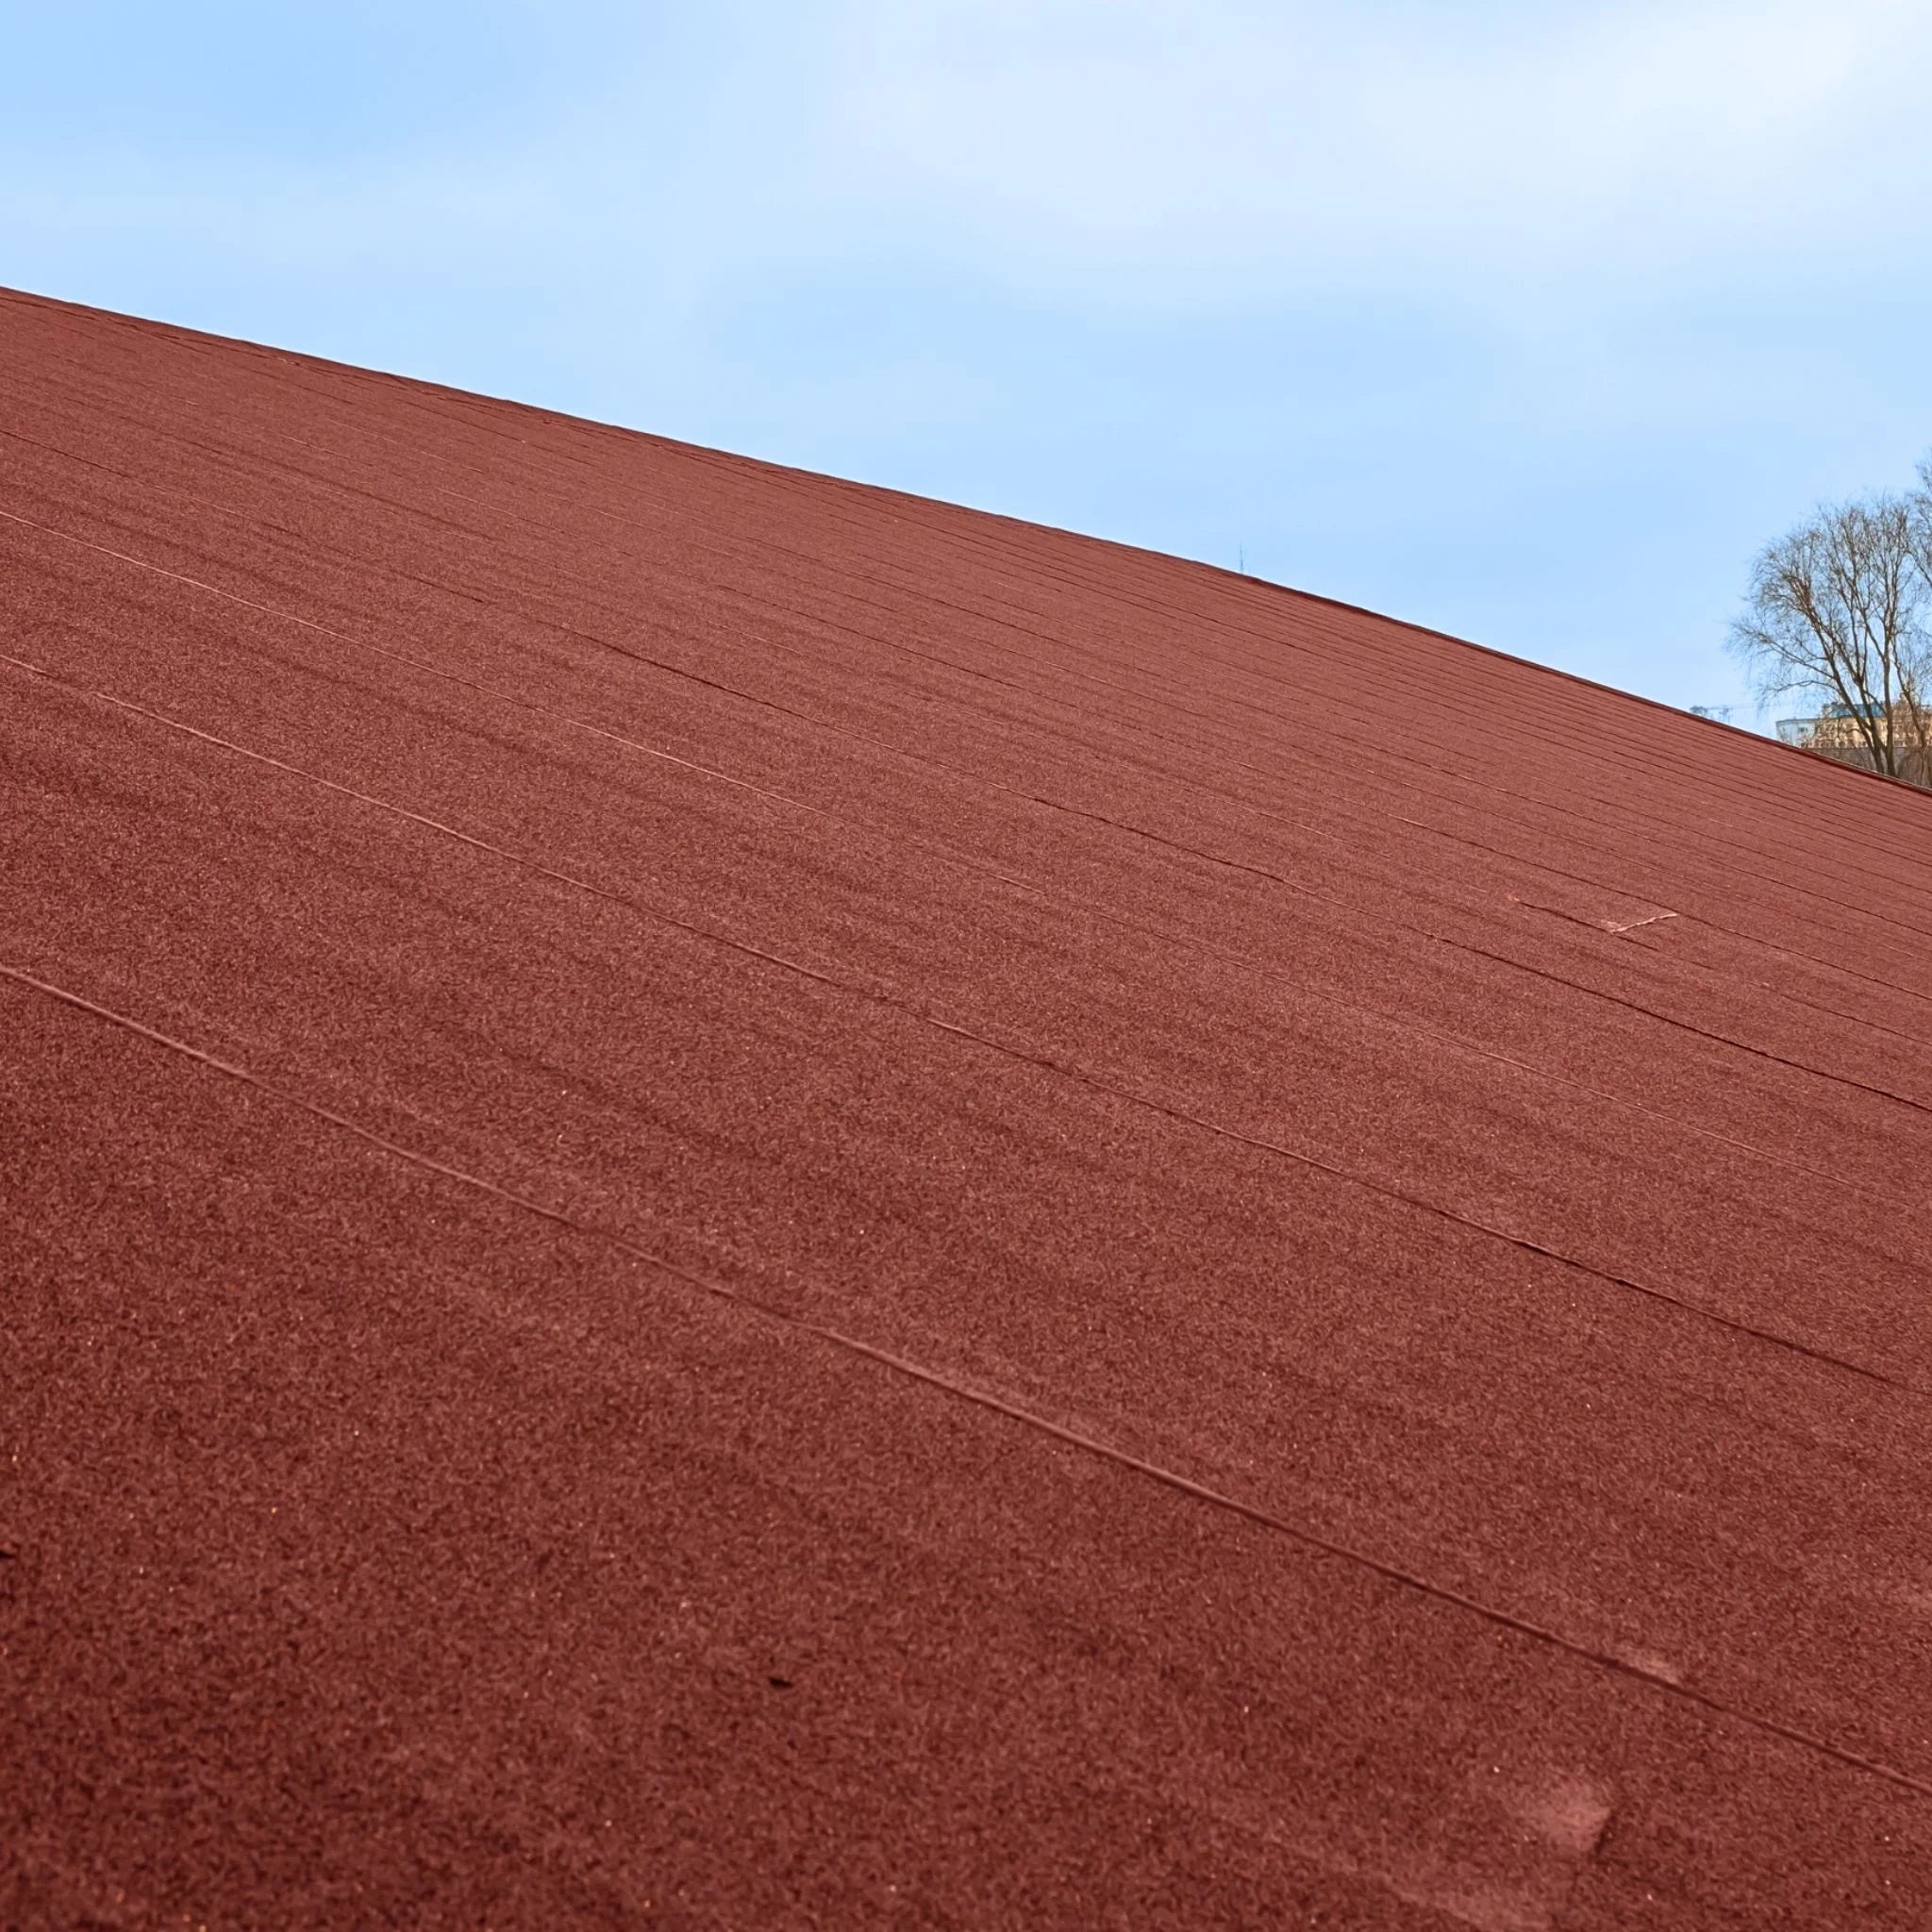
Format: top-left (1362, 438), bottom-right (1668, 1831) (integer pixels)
top-left (10, 2), bottom-right (1927, 316)
top-left (807, 0), bottom-right (1932, 303)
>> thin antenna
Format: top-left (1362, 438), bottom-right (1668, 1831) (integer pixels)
top-left (1238, 545), bottom-right (1245, 575)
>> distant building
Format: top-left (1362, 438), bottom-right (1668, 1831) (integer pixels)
top-left (1776, 700), bottom-right (1932, 784)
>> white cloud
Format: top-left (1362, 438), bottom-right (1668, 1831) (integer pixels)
top-left (10, 1), bottom-right (1927, 322)
top-left (804, 0), bottom-right (1932, 303)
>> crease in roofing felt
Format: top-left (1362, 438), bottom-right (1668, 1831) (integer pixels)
top-left (7, 953), bottom-right (1932, 1811)
top-left (1507, 893), bottom-right (1679, 937)
top-left (1419, 809), bottom-right (1932, 998)
top-left (6, 646), bottom-right (1917, 1403)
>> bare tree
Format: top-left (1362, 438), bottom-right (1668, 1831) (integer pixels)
top-left (1730, 484), bottom-right (1932, 785)
top-left (1915, 454), bottom-right (1932, 587)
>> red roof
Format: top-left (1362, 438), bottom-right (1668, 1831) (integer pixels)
top-left (6, 286), bottom-right (1932, 1928)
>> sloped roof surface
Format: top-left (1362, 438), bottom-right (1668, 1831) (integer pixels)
top-left (6, 286), bottom-right (1932, 1928)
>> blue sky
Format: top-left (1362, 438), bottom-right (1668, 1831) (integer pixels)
top-left (8, 2), bottom-right (1931, 724)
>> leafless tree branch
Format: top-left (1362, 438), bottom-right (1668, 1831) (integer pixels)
top-left (1729, 474), bottom-right (1932, 786)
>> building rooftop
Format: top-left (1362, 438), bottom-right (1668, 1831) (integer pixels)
top-left (7, 286), bottom-right (1932, 1928)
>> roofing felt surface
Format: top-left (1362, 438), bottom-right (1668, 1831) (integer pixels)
top-left (4, 285), bottom-right (1932, 1930)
